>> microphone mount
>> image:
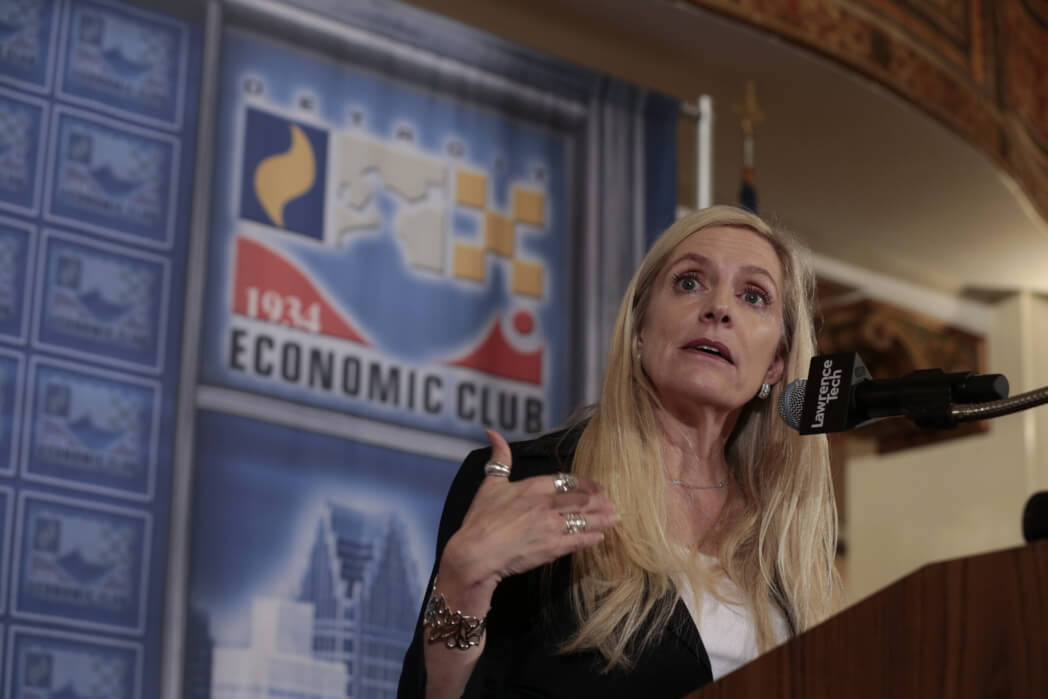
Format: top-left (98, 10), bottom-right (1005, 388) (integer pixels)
top-left (779, 352), bottom-right (1023, 434)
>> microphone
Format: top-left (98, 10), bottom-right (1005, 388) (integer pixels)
top-left (777, 352), bottom-right (1009, 434)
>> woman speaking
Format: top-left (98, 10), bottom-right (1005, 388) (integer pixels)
top-left (398, 205), bottom-right (841, 698)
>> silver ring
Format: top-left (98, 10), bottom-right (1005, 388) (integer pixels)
top-left (552, 472), bottom-right (578, 493)
top-left (484, 460), bottom-right (511, 478)
top-left (562, 512), bottom-right (586, 534)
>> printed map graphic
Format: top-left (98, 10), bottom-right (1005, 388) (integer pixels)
top-left (243, 108), bottom-right (549, 379)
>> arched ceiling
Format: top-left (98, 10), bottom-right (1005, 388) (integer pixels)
top-left (682, 0), bottom-right (1048, 232)
top-left (404, 0), bottom-right (1048, 297)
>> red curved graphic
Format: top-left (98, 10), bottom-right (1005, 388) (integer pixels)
top-left (447, 317), bottom-right (542, 385)
top-left (233, 236), bottom-right (370, 345)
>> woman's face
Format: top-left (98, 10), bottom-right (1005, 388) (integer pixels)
top-left (638, 225), bottom-right (786, 414)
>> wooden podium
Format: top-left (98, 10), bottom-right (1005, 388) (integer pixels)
top-left (685, 541), bottom-right (1048, 699)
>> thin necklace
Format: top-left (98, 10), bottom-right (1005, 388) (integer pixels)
top-left (662, 427), bottom-right (727, 490)
top-left (668, 475), bottom-right (727, 490)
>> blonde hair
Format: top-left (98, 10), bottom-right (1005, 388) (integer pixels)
top-left (564, 205), bottom-right (840, 668)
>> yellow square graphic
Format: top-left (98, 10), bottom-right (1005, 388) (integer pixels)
top-left (512, 187), bottom-right (544, 226)
top-left (484, 212), bottom-right (514, 257)
top-left (456, 169), bottom-right (488, 209)
top-left (453, 243), bottom-right (486, 282)
top-left (512, 259), bottom-right (543, 298)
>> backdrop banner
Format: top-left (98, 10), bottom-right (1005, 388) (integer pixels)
top-left (199, 27), bottom-right (573, 441)
top-left (181, 1), bottom-right (677, 697)
top-left (0, 0), bottom-right (202, 698)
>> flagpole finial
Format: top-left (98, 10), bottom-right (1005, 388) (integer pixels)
top-left (734, 80), bottom-right (765, 138)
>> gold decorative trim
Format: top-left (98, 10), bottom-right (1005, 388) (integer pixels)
top-left (685, 0), bottom-right (1048, 224)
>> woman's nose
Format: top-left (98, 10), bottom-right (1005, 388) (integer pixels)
top-left (701, 289), bottom-right (732, 324)
top-left (701, 302), bottom-right (731, 324)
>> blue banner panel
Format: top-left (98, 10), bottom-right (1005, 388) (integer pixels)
top-left (32, 229), bottom-right (169, 373)
top-left (0, 1), bottom-right (202, 696)
top-left (44, 107), bottom-right (179, 248)
top-left (0, 0), bottom-right (60, 93)
top-left (0, 87), bottom-right (47, 217)
top-left (200, 30), bottom-right (574, 442)
top-left (7, 625), bottom-right (142, 699)
top-left (0, 217), bottom-right (35, 343)
top-left (22, 357), bottom-right (159, 500)
top-left (12, 491), bottom-right (151, 633)
top-left (186, 410), bottom-right (455, 699)
top-left (56, 0), bottom-right (189, 130)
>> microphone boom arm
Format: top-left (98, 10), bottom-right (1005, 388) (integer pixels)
top-left (951, 385), bottom-right (1048, 424)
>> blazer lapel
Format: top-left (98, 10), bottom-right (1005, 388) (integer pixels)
top-left (667, 598), bottom-right (713, 679)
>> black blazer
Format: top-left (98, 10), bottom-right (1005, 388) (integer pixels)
top-left (397, 428), bottom-right (714, 698)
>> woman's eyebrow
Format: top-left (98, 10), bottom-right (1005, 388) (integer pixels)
top-left (740, 264), bottom-right (780, 294)
top-left (670, 253), bottom-right (780, 294)
top-left (669, 252), bottom-right (711, 268)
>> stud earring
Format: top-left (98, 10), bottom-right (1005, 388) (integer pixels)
top-left (758, 383), bottom-right (771, 400)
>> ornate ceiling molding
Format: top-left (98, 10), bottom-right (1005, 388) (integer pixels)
top-left (685, 0), bottom-right (1048, 225)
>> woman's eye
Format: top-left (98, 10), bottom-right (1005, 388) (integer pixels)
top-left (742, 287), bottom-right (770, 306)
top-left (675, 274), bottom-right (701, 292)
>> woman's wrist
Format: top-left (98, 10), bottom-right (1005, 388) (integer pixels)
top-left (424, 543), bottom-right (498, 652)
top-left (436, 539), bottom-right (499, 615)
top-left (423, 575), bottom-right (489, 650)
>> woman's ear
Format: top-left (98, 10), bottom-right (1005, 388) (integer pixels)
top-left (764, 351), bottom-right (785, 387)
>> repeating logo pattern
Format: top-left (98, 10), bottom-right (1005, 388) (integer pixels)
top-left (8, 626), bottom-right (141, 699)
top-left (58, 0), bottom-right (188, 128)
top-left (0, 217), bottom-right (35, 342)
top-left (0, 88), bottom-right (47, 216)
top-left (0, 351), bottom-right (25, 475)
top-left (0, 3), bottom-right (196, 698)
top-left (0, 0), bottom-right (60, 92)
top-left (46, 107), bottom-right (179, 248)
top-left (13, 492), bottom-right (150, 632)
top-left (33, 230), bottom-right (168, 372)
top-left (23, 359), bottom-right (159, 499)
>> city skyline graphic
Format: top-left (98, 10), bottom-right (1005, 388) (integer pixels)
top-left (196, 501), bottom-right (423, 699)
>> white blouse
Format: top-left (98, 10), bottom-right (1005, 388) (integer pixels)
top-left (677, 558), bottom-right (789, 680)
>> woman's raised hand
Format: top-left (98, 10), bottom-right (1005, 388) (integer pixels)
top-left (435, 429), bottom-right (619, 616)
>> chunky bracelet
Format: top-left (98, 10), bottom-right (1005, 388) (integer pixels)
top-left (422, 577), bottom-right (488, 650)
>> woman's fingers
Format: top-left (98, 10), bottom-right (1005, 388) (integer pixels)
top-left (547, 515), bottom-right (614, 558)
top-left (538, 490), bottom-right (616, 517)
top-left (452, 428), bottom-right (619, 579)
top-left (515, 472), bottom-right (603, 496)
top-left (548, 509), bottom-right (619, 537)
top-left (553, 474), bottom-right (605, 496)
top-left (482, 429), bottom-right (513, 480)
